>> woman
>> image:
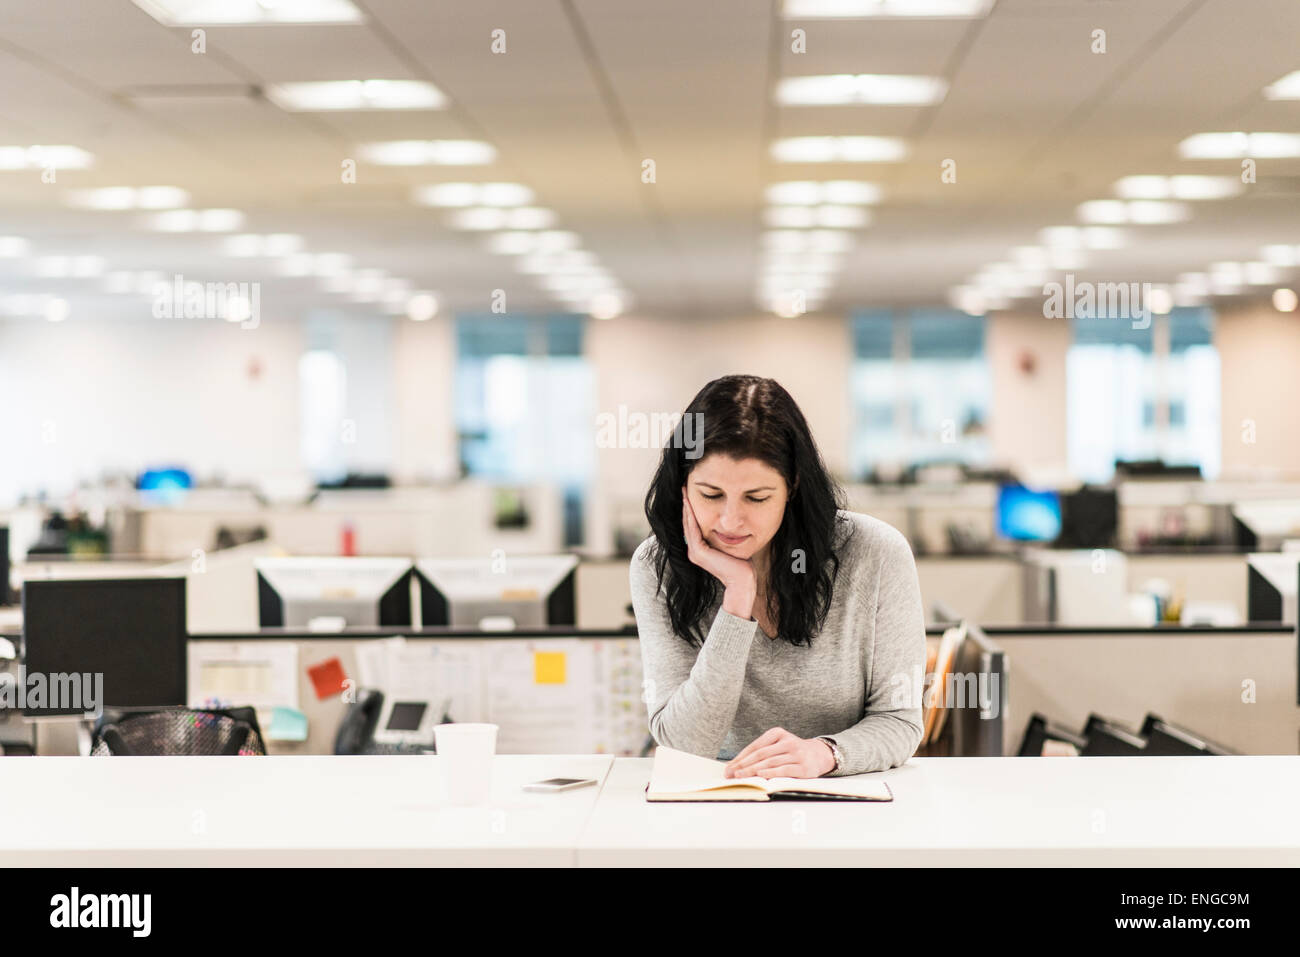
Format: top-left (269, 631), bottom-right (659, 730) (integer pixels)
top-left (630, 374), bottom-right (926, 778)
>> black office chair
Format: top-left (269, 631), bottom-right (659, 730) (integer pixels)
top-left (90, 706), bottom-right (266, 756)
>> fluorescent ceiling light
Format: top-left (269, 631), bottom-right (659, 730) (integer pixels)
top-left (1113, 175), bottom-right (1242, 200)
top-left (146, 208), bottom-right (245, 232)
top-left (761, 229), bottom-right (855, 253)
top-left (1260, 244), bottom-right (1300, 267)
top-left (1038, 225), bottom-right (1125, 250)
top-left (1011, 246), bottom-right (1048, 269)
top-left (1178, 132), bottom-right (1300, 159)
top-left (487, 231), bottom-right (580, 255)
top-left (131, 0), bottom-right (364, 25)
top-left (449, 207), bottom-right (556, 230)
top-left (1243, 261), bottom-right (1278, 285)
top-left (312, 253), bottom-right (352, 275)
top-left (0, 145), bottom-right (94, 170)
top-left (67, 186), bottom-right (191, 210)
top-left (267, 80), bottom-right (444, 111)
top-left (1263, 70), bottom-right (1300, 100)
top-left (406, 292), bottom-right (438, 321)
top-left (765, 180), bottom-right (881, 205)
top-left (777, 74), bottom-right (947, 106)
top-left (44, 298), bottom-right (70, 323)
top-left (221, 233), bottom-right (304, 256)
top-left (517, 252), bottom-right (598, 275)
top-left (1148, 287), bottom-right (1173, 315)
top-left (414, 182), bottom-right (534, 207)
top-left (765, 205), bottom-right (870, 228)
top-left (0, 236), bottom-right (29, 257)
top-left (1076, 199), bottom-right (1189, 224)
top-left (35, 255), bottom-right (104, 278)
top-left (273, 254), bottom-right (315, 277)
top-left (783, 0), bottom-right (994, 17)
top-left (771, 136), bottom-right (906, 163)
top-left (542, 274), bottom-right (620, 293)
top-left (359, 140), bottom-right (496, 166)
top-left (589, 293), bottom-right (624, 321)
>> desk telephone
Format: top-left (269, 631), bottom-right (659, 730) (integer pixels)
top-left (334, 689), bottom-right (451, 755)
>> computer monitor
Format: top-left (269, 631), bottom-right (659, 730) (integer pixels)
top-left (1056, 486), bottom-right (1118, 549)
top-left (136, 467), bottom-right (193, 505)
top-left (1080, 714), bottom-right (1147, 756)
top-left (995, 484), bottom-right (1062, 542)
top-left (20, 577), bottom-right (187, 717)
top-left (0, 526), bottom-right (10, 606)
top-left (1245, 553), bottom-right (1299, 623)
top-left (415, 555), bottom-right (577, 628)
top-left (1018, 713), bottom-right (1088, 757)
top-left (255, 557), bottom-right (413, 628)
top-left (1139, 714), bottom-right (1233, 756)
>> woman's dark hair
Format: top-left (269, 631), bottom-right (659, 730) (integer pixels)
top-left (642, 374), bottom-right (851, 648)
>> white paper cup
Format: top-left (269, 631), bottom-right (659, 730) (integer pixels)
top-left (434, 723), bottom-right (498, 805)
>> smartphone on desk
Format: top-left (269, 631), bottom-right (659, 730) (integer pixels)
top-left (523, 778), bottom-right (597, 793)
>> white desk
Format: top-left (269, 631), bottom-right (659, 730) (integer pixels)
top-left (577, 756), bottom-right (1300, 866)
top-left (5, 753), bottom-right (1299, 866)
top-left (0, 754), bottom-right (613, 866)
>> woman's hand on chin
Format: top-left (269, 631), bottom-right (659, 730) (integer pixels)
top-left (682, 488), bottom-right (756, 618)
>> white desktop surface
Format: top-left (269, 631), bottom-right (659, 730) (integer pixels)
top-left (576, 755), bottom-right (1300, 866)
top-left (6, 753), bottom-right (1299, 866)
top-left (0, 754), bottom-right (613, 866)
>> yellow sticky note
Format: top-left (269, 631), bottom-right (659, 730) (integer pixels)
top-left (534, 651), bottom-right (566, 685)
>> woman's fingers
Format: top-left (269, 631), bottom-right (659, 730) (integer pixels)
top-left (725, 728), bottom-right (788, 775)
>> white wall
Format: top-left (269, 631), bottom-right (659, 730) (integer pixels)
top-left (0, 317), bottom-right (303, 503)
top-left (391, 314), bottom-right (459, 483)
top-left (1217, 301), bottom-right (1300, 479)
top-left (583, 311), bottom-right (853, 549)
top-left (985, 310), bottom-right (1070, 479)
top-left (4, 303), bottom-right (1292, 523)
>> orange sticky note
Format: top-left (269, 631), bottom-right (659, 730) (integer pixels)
top-left (534, 651), bottom-right (566, 685)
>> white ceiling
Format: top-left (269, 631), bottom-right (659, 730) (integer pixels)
top-left (0, 0), bottom-right (1297, 320)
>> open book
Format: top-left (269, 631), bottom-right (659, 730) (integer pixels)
top-left (646, 746), bottom-right (893, 802)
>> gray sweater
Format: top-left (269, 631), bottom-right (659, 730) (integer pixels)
top-left (630, 509), bottom-right (926, 776)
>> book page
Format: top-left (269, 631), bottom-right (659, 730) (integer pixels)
top-left (648, 746), bottom-right (768, 794)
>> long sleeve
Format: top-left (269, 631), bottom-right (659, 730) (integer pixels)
top-left (822, 525), bottom-right (926, 776)
top-left (630, 541), bottom-right (758, 759)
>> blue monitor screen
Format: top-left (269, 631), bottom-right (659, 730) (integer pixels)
top-left (137, 468), bottom-right (193, 503)
top-left (997, 485), bottom-right (1061, 541)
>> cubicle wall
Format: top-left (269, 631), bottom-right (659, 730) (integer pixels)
top-left (988, 627), bottom-right (1298, 755)
top-left (190, 631), bottom-right (646, 757)
top-left (130, 484), bottom-right (566, 560)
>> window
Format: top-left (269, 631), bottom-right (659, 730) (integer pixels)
top-left (454, 314), bottom-right (593, 545)
top-left (1066, 307), bottom-right (1219, 482)
top-left (849, 309), bottom-right (990, 478)
top-left (299, 350), bottom-right (347, 483)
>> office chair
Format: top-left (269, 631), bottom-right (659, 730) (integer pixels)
top-left (90, 706), bottom-right (266, 756)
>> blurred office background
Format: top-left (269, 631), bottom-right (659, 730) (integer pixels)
top-left (2, 1), bottom-right (1300, 757)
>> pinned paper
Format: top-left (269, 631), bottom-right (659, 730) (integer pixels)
top-left (268, 706), bottom-right (308, 742)
top-left (533, 651), bottom-right (566, 685)
top-left (307, 656), bottom-right (348, 700)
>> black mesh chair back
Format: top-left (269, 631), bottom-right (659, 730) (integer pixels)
top-left (90, 706), bottom-right (266, 756)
